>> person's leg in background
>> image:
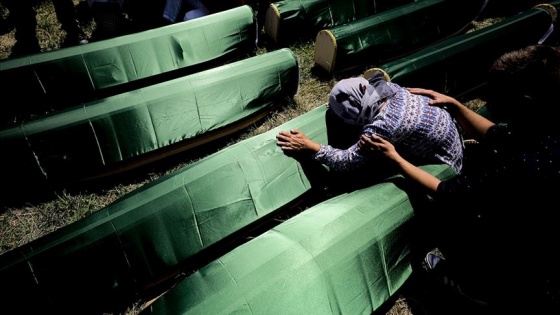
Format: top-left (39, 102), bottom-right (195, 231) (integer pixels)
top-left (2, 0), bottom-right (40, 57)
top-left (88, 0), bottom-right (129, 41)
top-left (125, 0), bottom-right (167, 32)
top-left (0, 1), bottom-right (15, 35)
top-left (162, 0), bottom-right (210, 24)
top-left (162, 0), bottom-right (181, 23)
top-left (182, 0), bottom-right (209, 21)
top-left (51, 0), bottom-right (89, 46)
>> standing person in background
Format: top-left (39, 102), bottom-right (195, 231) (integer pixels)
top-left (0, 5), bottom-right (14, 35)
top-left (52, 0), bottom-right (89, 47)
top-left (125, 0), bottom-right (210, 32)
top-left (1, 0), bottom-right (88, 57)
top-left (124, 0), bottom-right (166, 32)
top-left (0, 0), bottom-right (41, 56)
top-left (360, 44), bottom-right (560, 314)
top-left (163, 0), bottom-right (209, 23)
top-left (84, 0), bottom-right (128, 41)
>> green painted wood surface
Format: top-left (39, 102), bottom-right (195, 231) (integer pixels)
top-left (320, 0), bottom-right (487, 73)
top-left (143, 164), bottom-right (454, 315)
top-left (0, 104), bottom-right (329, 314)
top-left (381, 2), bottom-right (559, 98)
top-left (0, 5), bottom-right (257, 126)
top-left (0, 48), bottom-right (299, 191)
top-left (268, 0), bottom-right (414, 42)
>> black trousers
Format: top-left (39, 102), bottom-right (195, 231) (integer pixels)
top-left (1, 0), bottom-right (37, 42)
top-left (51, 0), bottom-right (82, 35)
top-left (1, 0), bottom-right (80, 41)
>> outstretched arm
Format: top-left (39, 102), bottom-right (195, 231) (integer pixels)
top-left (276, 129), bottom-right (321, 153)
top-left (359, 134), bottom-right (440, 192)
top-left (277, 129), bottom-right (369, 171)
top-left (407, 88), bottom-right (494, 141)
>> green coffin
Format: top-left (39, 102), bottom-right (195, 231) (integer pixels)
top-left (314, 0), bottom-right (488, 73)
top-left (0, 48), bottom-right (299, 191)
top-left (0, 105), bottom-right (329, 314)
top-left (264, 0), bottom-right (415, 43)
top-left (0, 5), bottom-right (257, 126)
top-left (480, 0), bottom-right (544, 17)
top-left (376, 2), bottom-right (558, 98)
top-left (143, 165), bottom-right (454, 315)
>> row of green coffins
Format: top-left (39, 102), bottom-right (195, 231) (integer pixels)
top-left (0, 48), bottom-right (299, 195)
top-left (0, 5), bottom-right (555, 313)
top-left (142, 159), bottom-right (454, 315)
top-left (313, 0), bottom-right (489, 73)
top-left (138, 5), bottom-right (560, 314)
top-left (0, 5), bottom-right (257, 126)
top-left (378, 1), bottom-right (559, 98)
top-left (3, 0), bottom-right (554, 197)
top-left (0, 90), bottom-right (329, 315)
top-left (263, 0), bottom-right (544, 44)
top-left (264, 0), bottom-right (415, 43)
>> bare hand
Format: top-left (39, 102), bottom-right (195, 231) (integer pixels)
top-left (406, 87), bottom-right (459, 108)
top-left (359, 134), bottom-right (400, 161)
top-left (276, 129), bottom-right (320, 153)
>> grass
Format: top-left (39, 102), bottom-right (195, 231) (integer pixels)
top-left (0, 1), bottom-right (495, 314)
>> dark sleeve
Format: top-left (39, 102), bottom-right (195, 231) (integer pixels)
top-left (482, 123), bottom-right (507, 146)
top-left (436, 173), bottom-right (470, 195)
top-left (436, 125), bottom-right (505, 196)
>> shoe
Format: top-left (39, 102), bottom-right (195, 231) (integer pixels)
top-left (423, 250), bottom-right (488, 307)
top-left (77, 32), bottom-right (89, 45)
top-left (61, 31), bottom-right (89, 48)
top-left (422, 248), bottom-right (445, 270)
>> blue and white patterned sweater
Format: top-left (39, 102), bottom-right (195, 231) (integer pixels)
top-left (313, 82), bottom-right (464, 173)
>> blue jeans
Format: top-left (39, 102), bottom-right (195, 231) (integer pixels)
top-left (163, 0), bottom-right (208, 23)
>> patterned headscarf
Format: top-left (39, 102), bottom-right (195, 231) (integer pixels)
top-left (328, 70), bottom-right (396, 126)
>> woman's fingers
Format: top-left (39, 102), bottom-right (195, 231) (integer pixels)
top-left (359, 134), bottom-right (381, 152)
top-left (276, 129), bottom-right (307, 151)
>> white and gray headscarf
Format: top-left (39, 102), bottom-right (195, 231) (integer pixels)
top-left (328, 70), bottom-right (396, 126)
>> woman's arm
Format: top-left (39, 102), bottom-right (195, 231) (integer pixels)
top-left (359, 134), bottom-right (440, 192)
top-left (277, 129), bottom-right (368, 171)
top-left (276, 129), bottom-right (321, 153)
top-left (407, 88), bottom-right (494, 141)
